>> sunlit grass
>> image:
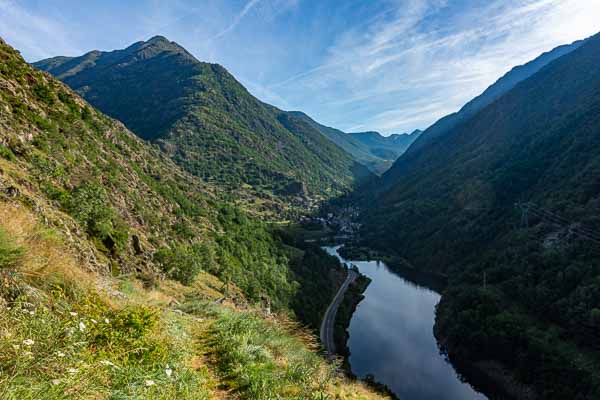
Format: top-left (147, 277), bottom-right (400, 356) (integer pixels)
top-left (0, 204), bottom-right (213, 399)
top-left (0, 202), bottom-right (388, 400)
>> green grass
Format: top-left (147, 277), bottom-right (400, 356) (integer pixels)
top-left (0, 203), bottom-right (389, 400)
top-left (0, 227), bottom-right (23, 269)
top-left (0, 207), bottom-right (213, 400)
top-left (205, 308), bottom-right (334, 400)
top-left (0, 283), bottom-right (212, 400)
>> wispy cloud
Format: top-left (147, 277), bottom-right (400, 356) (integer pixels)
top-left (210, 0), bottom-right (262, 41)
top-left (0, 0), bottom-right (597, 136)
top-left (267, 0), bottom-right (600, 134)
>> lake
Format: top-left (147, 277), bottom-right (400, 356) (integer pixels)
top-left (323, 245), bottom-right (487, 400)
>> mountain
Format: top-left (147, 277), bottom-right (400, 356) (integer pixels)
top-left (0, 37), bottom-right (388, 400)
top-left (360, 34), bottom-right (600, 399)
top-left (34, 36), bottom-right (373, 199)
top-left (287, 111), bottom-right (420, 174)
top-left (349, 129), bottom-right (422, 160)
top-left (405, 38), bottom-right (585, 157)
top-left (1, 36), bottom-right (303, 309)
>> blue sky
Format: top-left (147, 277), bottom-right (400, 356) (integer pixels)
top-left (1, 0), bottom-right (599, 135)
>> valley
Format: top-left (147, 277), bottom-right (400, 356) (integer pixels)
top-left (1, 6), bottom-right (600, 400)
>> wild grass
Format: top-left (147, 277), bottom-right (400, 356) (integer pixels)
top-left (0, 202), bottom-right (388, 400)
top-left (0, 203), bottom-right (213, 399)
top-left (207, 310), bottom-right (333, 400)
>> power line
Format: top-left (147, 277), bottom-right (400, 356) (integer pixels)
top-left (517, 202), bottom-right (600, 247)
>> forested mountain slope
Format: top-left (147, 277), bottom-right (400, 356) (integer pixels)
top-left (34, 36), bottom-right (372, 198)
top-left (286, 111), bottom-right (382, 171)
top-left (288, 111), bottom-right (421, 174)
top-left (0, 37), bottom-right (388, 400)
top-left (360, 33), bottom-right (600, 399)
top-left (403, 38), bottom-right (584, 158)
top-left (1, 36), bottom-right (299, 308)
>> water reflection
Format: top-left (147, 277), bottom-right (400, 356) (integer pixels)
top-left (324, 246), bottom-right (486, 400)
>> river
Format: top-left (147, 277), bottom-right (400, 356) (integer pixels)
top-left (323, 245), bottom-right (487, 400)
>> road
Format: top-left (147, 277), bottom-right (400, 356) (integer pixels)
top-left (320, 269), bottom-right (358, 356)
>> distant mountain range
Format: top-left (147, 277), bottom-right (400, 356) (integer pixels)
top-left (34, 36), bottom-right (374, 198)
top-left (287, 111), bottom-right (421, 174)
top-left (349, 129), bottom-right (422, 162)
top-left (360, 33), bottom-right (600, 399)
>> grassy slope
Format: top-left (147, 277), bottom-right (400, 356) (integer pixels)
top-left (34, 36), bottom-right (373, 198)
top-left (0, 203), bottom-right (388, 400)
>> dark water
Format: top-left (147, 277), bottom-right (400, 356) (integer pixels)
top-left (324, 246), bottom-right (487, 400)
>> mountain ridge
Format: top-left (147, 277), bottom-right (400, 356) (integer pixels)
top-left (34, 36), bottom-right (374, 199)
top-left (0, 36), bottom-right (390, 399)
top-left (403, 38), bottom-right (586, 159)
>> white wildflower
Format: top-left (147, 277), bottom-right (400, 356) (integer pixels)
top-left (29, 310), bottom-right (35, 315)
top-left (100, 360), bottom-right (118, 368)
top-left (165, 365), bottom-right (172, 377)
top-left (57, 351), bottom-right (66, 358)
top-left (69, 312), bottom-right (78, 317)
top-left (145, 379), bottom-right (155, 387)
top-left (23, 339), bottom-right (34, 346)
top-left (104, 318), bottom-right (110, 324)
top-left (78, 321), bottom-right (86, 332)
top-left (51, 379), bottom-right (61, 386)
top-left (67, 368), bottom-right (78, 374)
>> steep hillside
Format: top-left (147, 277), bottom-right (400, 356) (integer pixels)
top-left (0, 38), bottom-right (388, 399)
top-left (0, 37), bottom-right (301, 309)
top-left (360, 33), bottom-right (600, 399)
top-left (404, 38), bottom-right (584, 157)
top-left (286, 111), bottom-right (385, 172)
top-left (0, 203), bottom-right (388, 400)
top-left (288, 111), bottom-right (419, 174)
top-left (34, 36), bottom-right (372, 199)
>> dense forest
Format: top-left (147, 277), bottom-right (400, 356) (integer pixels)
top-left (359, 33), bottom-right (600, 399)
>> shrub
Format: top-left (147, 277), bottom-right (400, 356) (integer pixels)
top-left (67, 183), bottom-right (129, 255)
top-left (91, 306), bottom-right (162, 363)
top-left (0, 144), bottom-right (16, 161)
top-left (154, 242), bottom-right (213, 285)
top-left (0, 227), bottom-right (24, 269)
top-left (32, 83), bottom-right (54, 105)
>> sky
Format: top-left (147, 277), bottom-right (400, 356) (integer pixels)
top-left (1, 0), bottom-right (600, 135)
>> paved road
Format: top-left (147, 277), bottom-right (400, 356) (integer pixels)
top-left (320, 269), bottom-right (358, 356)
